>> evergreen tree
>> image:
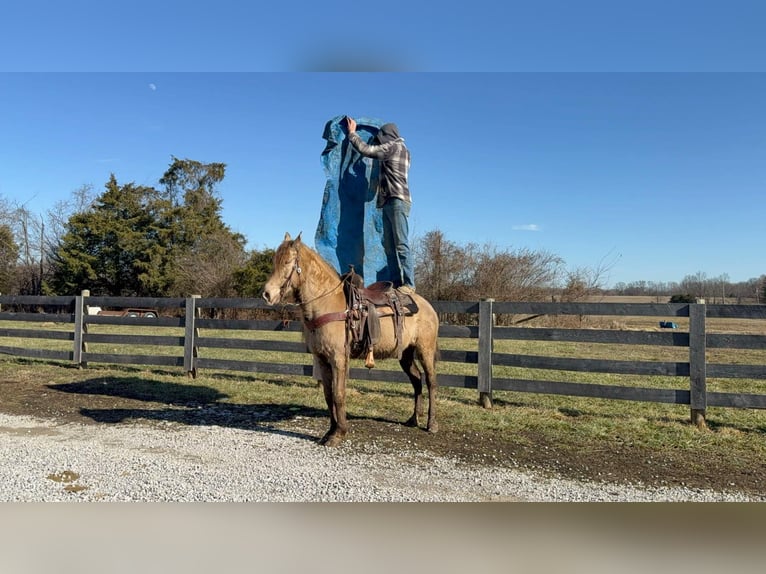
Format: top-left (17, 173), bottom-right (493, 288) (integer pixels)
top-left (49, 175), bottom-right (161, 296)
top-left (49, 158), bottom-right (243, 297)
top-left (233, 248), bottom-right (275, 297)
top-left (158, 157), bottom-right (246, 296)
top-left (159, 156), bottom-right (228, 247)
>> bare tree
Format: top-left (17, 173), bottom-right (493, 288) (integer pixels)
top-left (169, 230), bottom-right (247, 298)
top-left (415, 230), bottom-right (566, 325)
top-left (680, 271), bottom-right (709, 300)
top-left (559, 250), bottom-right (621, 302)
top-left (45, 184), bottom-right (96, 254)
top-left (8, 205), bottom-right (45, 294)
top-left (413, 230), bottom-right (474, 301)
top-left (0, 225), bottom-right (19, 294)
top-left (471, 244), bottom-right (564, 302)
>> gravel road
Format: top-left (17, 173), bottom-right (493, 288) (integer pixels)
top-left (1, 412), bottom-right (760, 502)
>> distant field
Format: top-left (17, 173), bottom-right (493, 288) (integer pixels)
top-left (577, 295), bottom-right (766, 335)
top-left (593, 294), bottom-right (760, 305)
top-left (591, 295), bottom-right (671, 304)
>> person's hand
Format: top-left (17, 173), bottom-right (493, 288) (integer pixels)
top-left (345, 116), bottom-right (357, 133)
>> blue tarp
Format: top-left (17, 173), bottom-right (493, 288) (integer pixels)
top-left (314, 115), bottom-right (388, 284)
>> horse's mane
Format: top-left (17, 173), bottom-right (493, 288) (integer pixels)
top-left (275, 237), bottom-right (341, 285)
top-left (298, 241), bottom-right (340, 281)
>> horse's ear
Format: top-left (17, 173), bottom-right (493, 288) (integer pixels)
top-left (284, 232), bottom-right (292, 242)
top-left (295, 232), bottom-right (303, 245)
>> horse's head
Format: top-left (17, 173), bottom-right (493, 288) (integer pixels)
top-left (262, 232), bottom-right (303, 305)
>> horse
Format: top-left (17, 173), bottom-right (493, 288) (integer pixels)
top-left (262, 232), bottom-right (439, 447)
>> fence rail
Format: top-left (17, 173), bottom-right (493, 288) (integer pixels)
top-left (1, 293), bottom-right (764, 428)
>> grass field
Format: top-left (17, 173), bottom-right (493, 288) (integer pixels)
top-left (1, 307), bottom-right (764, 495)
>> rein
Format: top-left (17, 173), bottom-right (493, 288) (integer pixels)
top-left (300, 279), bottom-right (346, 307)
top-left (300, 277), bottom-right (350, 332)
top-left (279, 246), bottom-right (347, 314)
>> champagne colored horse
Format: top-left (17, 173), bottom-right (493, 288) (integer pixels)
top-left (262, 232), bottom-right (439, 447)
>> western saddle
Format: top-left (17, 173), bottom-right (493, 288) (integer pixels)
top-left (300, 266), bottom-right (416, 368)
top-left (345, 270), bottom-right (418, 368)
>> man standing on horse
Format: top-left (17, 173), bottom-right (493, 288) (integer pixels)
top-left (344, 117), bottom-right (415, 293)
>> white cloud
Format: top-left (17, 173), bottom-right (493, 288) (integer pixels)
top-left (512, 224), bottom-right (541, 232)
top-left (148, 83), bottom-right (157, 91)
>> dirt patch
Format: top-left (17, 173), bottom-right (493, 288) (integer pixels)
top-left (1, 374), bottom-right (764, 497)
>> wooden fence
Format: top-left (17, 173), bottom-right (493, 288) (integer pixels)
top-left (1, 293), bottom-right (765, 428)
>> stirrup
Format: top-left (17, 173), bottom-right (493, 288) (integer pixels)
top-left (364, 347), bottom-right (375, 369)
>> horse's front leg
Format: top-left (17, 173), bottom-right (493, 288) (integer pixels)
top-left (316, 355), bottom-right (337, 444)
top-left (318, 353), bottom-right (349, 447)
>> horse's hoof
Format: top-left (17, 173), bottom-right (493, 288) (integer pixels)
top-left (322, 435), bottom-right (344, 447)
top-left (318, 430), bottom-right (345, 446)
top-left (427, 422), bottom-right (439, 433)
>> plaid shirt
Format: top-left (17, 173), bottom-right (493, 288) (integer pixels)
top-left (348, 131), bottom-right (411, 208)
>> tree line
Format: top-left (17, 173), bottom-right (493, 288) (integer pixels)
top-left (1, 157), bottom-right (764, 304)
top-left (611, 272), bottom-right (765, 304)
top-left (1, 158), bottom-right (273, 300)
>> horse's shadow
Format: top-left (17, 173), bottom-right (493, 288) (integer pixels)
top-left (48, 377), bottom-right (329, 442)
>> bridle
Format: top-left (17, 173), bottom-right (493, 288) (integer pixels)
top-left (278, 246), bottom-right (345, 308)
top-left (277, 247), bottom-right (303, 303)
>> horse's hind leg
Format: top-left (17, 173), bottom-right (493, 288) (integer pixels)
top-left (418, 347), bottom-right (438, 433)
top-left (399, 346), bottom-right (423, 428)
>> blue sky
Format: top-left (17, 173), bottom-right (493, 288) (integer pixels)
top-left (1, 3), bottom-right (764, 288)
top-left (2, 72), bottom-right (763, 288)
top-left (2, 1), bottom-right (766, 73)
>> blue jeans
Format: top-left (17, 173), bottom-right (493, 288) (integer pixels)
top-left (381, 198), bottom-right (414, 288)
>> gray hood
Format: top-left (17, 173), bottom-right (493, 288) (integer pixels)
top-left (374, 123), bottom-right (401, 144)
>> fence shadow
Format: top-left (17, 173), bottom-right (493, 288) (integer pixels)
top-left (49, 377), bottom-right (328, 442)
top-left (51, 377), bottom-right (227, 405)
top-left (77, 406), bottom-right (325, 442)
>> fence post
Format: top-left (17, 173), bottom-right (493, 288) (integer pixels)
top-left (73, 289), bottom-right (89, 368)
top-left (689, 299), bottom-right (707, 430)
top-left (184, 295), bottom-right (200, 378)
top-left (478, 298), bottom-right (494, 408)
